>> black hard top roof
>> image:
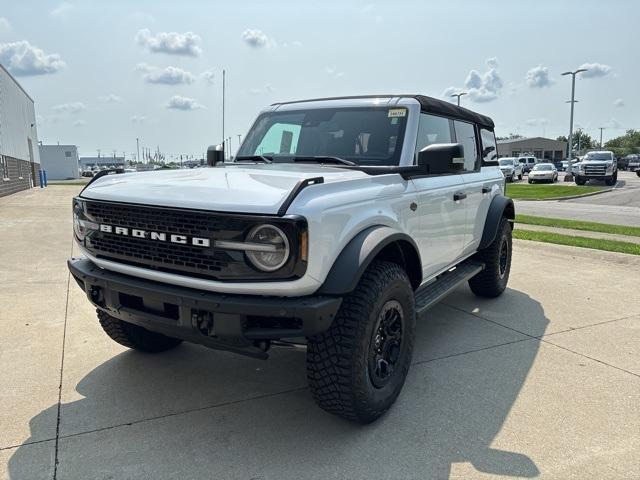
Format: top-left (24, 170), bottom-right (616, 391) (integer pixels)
top-left (272, 94), bottom-right (495, 130)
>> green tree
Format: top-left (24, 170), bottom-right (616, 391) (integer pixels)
top-left (496, 133), bottom-right (524, 141)
top-left (571, 129), bottom-right (593, 154)
top-left (604, 129), bottom-right (640, 157)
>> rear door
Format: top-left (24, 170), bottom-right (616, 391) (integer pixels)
top-left (456, 122), bottom-right (497, 255)
top-left (410, 113), bottom-right (466, 278)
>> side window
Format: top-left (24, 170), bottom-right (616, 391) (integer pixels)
top-left (254, 123), bottom-right (301, 155)
top-left (480, 128), bottom-right (498, 166)
top-left (414, 113), bottom-right (452, 162)
top-left (453, 120), bottom-right (478, 172)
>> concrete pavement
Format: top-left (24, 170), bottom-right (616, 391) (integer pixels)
top-left (1, 186), bottom-right (639, 479)
top-left (515, 171), bottom-right (640, 226)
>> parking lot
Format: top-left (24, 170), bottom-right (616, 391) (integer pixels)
top-left (0, 186), bottom-right (639, 479)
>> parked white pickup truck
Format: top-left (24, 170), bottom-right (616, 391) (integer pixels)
top-left (69, 94), bottom-right (514, 423)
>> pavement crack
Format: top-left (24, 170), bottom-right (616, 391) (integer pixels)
top-left (52, 241), bottom-right (73, 480)
top-left (56, 386), bottom-right (309, 443)
top-left (539, 339), bottom-right (640, 379)
top-left (411, 337), bottom-right (536, 367)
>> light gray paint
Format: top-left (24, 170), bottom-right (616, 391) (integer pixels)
top-left (39, 144), bottom-right (80, 179)
top-left (0, 64), bottom-right (40, 164)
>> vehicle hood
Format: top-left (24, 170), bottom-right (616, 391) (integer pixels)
top-left (79, 164), bottom-right (369, 214)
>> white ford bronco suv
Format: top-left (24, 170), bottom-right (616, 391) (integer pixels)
top-left (69, 95), bottom-right (514, 423)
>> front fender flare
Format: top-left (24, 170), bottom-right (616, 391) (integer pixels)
top-left (316, 226), bottom-right (421, 295)
top-left (479, 195), bottom-right (515, 249)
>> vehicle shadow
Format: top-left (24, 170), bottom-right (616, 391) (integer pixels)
top-left (8, 287), bottom-right (547, 479)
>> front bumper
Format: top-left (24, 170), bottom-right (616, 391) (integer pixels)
top-left (68, 258), bottom-right (342, 358)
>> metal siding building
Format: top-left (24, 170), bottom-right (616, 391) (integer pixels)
top-left (39, 144), bottom-right (80, 180)
top-left (497, 137), bottom-right (568, 161)
top-left (0, 63), bottom-right (41, 197)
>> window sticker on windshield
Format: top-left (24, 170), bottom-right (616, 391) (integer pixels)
top-left (388, 108), bottom-right (406, 118)
top-left (390, 118), bottom-right (398, 125)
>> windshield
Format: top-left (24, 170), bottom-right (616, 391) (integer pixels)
top-left (584, 152), bottom-right (613, 160)
top-left (533, 164), bottom-right (553, 171)
top-left (237, 107), bottom-right (408, 166)
top-left (499, 159), bottom-right (514, 166)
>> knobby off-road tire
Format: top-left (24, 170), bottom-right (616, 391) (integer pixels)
top-left (97, 310), bottom-right (183, 353)
top-left (306, 261), bottom-right (416, 424)
top-left (469, 216), bottom-right (512, 298)
top-left (575, 177), bottom-right (586, 185)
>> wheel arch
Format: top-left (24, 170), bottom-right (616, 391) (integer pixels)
top-left (478, 195), bottom-right (515, 250)
top-left (316, 226), bottom-right (422, 295)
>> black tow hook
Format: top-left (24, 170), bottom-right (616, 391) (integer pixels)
top-left (193, 311), bottom-right (215, 337)
top-left (89, 286), bottom-right (104, 306)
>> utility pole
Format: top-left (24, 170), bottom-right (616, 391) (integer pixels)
top-left (450, 92), bottom-right (467, 106)
top-left (136, 138), bottom-right (140, 164)
top-left (222, 69), bottom-right (226, 157)
top-left (599, 127), bottom-right (605, 148)
top-left (561, 68), bottom-right (588, 181)
top-left (237, 134), bottom-right (242, 150)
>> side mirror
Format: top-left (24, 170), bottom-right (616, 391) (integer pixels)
top-left (417, 143), bottom-right (465, 174)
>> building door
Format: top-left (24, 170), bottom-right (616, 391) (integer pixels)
top-left (27, 138), bottom-right (35, 187)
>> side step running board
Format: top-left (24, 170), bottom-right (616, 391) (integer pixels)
top-left (414, 259), bottom-right (484, 314)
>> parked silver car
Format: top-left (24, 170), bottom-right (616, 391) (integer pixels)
top-left (528, 163), bottom-right (558, 183)
top-left (499, 157), bottom-right (523, 181)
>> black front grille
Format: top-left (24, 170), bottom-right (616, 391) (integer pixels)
top-left (80, 200), bottom-right (306, 281)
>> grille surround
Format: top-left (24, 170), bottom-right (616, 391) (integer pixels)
top-left (77, 198), bottom-right (307, 282)
top-left (583, 164), bottom-right (608, 176)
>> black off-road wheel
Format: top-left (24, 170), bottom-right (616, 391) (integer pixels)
top-left (97, 310), bottom-right (182, 353)
top-left (469, 216), bottom-right (512, 298)
top-left (306, 261), bottom-right (416, 424)
top-left (605, 172), bottom-right (617, 186)
top-left (575, 177), bottom-right (586, 185)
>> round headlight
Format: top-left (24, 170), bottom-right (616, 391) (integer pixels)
top-left (73, 201), bottom-right (87, 240)
top-left (245, 224), bottom-right (290, 272)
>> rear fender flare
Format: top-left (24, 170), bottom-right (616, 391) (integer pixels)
top-left (479, 195), bottom-right (515, 249)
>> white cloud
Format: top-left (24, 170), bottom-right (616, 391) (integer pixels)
top-left (444, 58), bottom-right (503, 103)
top-left (52, 102), bottom-right (87, 114)
top-left (250, 84), bottom-right (274, 94)
top-left (577, 62), bottom-right (612, 78)
top-left (135, 63), bottom-right (195, 85)
top-left (525, 118), bottom-right (549, 126)
top-left (130, 115), bottom-right (147, 124)
top-left (73, 119), bottom-right (85, 127)
top-left (241, 29), bottom-right (269, 48)
top-left (609, 118), bottom-right (622, 129)
top-left (50, 2), bottom-right (72, 17)
top-left (613, 98), bottom-right (624, 108)
top-left (166, 95), bottom-right (204, 110)
top-left (526, 65), bottom-right (553, 88)
top-left (135, 28), bottom-right (202, 57)
top-left (0, 17), bottom-right (11, 33)
top-left (98, 94), bottom-right (123, 103)
top-left (325, 66), bottom-right (344, 78)
top-left (200, 69), bottom-right (215, 85)
top-left (0, 40), bottom-right (65, 76)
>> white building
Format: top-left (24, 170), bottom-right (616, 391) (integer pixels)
top-left (39, 144), bottom-right (80, 180)
top-left (0, 63), bottom-right (41, 197)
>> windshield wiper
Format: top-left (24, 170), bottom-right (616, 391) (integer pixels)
top-left (235, 155), bottom-right (273, 164)
top-left (292, 156), bottom-right (356, 166)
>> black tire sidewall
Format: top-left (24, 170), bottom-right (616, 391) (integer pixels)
top-left (353, 274), bottom-right (415, 413)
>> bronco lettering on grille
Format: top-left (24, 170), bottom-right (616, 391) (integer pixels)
top-left (99, 224), bottom-right (210, 247)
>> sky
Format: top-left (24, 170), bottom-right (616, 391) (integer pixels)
top-left (0, 0), bottom-right (638, 159)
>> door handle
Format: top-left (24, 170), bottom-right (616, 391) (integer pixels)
top-left (482, 185), bottom-right (491, 194)
top-left (453, 192), bottom-right (467, 201)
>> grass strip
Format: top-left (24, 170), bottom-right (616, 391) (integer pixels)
top-left (515, 214), bottom-right (640, 238)
top-left (513, 229), bottom-right (640, 256)
top-left (506, 184), bottom-right (604, 200)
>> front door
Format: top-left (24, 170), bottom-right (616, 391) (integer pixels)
top-left (410, 175), bottom-right (467, 278)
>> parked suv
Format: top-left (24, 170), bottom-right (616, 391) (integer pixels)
top-left (574, 150), bottom-right (618, 185)
top-left (518, 156), bottom-right (537, 174)
top-left (68, 95), bottom-right (514, 423)
top-left (498, 157), bottom-right (523, 181)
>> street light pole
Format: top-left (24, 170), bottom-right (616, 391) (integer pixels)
top-left (450, 92), bottom-right (467, 106)
top-left (599, 127), bottom-right (605, 148)
top-left (562, 68), bottom-right (588, 181)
